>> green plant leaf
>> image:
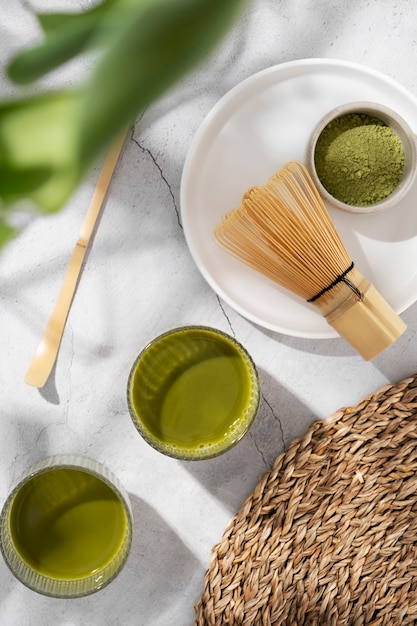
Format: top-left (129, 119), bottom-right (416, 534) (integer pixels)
top-left (7, 0), bottom-right (150, 84)
top-left (8, 26), bottom-right (93, 84)
top-left (78, 0), bottom-right (245, 163)
top-left (7, 5), bottom-right (109, 84)
top-left (0, 220), bottom-right (16, 247)
top-left (0, 90), bottom-right (83, 212)
top-left (37, 8), bottom-right (104, 35)
top-left (0, 164), bottom-right (51, 197)
top-left (0, 0), bottom-right (245, 234)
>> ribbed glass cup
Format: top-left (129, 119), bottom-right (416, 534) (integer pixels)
top-left (0, 455), bottom-right (132, 598)
top-left (127, 326), bottom-right (260, 460)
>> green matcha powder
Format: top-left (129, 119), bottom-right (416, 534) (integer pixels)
top-left (314, 112), bottom-right (405, 206)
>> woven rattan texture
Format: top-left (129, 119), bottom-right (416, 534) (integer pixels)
top-left (195, 374), bottom-right (417, 625)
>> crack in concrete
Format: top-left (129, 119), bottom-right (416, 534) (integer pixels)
top-left (249, 431), bottom-right (269, 469)
top-left (262, 394), bottom-right (286, 452)
top-left (216, 295), bottom-right (235, 336)
top-left (130, 132), bottom-right (182, 228)
top-left (130, 126), bottom-right (241, 343)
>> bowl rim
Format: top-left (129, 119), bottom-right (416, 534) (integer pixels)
top-left (126, 325), bottom-right (261, 461)
top-left (306, 100), bottom-right (417, 214)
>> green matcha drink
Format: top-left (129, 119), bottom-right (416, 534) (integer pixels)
top-left (0, 456), bottom-right (132, 597)
top-left (127, 326), bottom-right (260, 459)
top-left (10, 469), bottom-right (128, 578)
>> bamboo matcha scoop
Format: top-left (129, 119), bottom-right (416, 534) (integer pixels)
top-left (24, 130), bottom-right (127, 388)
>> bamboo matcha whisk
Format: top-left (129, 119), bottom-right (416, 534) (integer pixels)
top-left (214, 161), bottom-right (406, 360)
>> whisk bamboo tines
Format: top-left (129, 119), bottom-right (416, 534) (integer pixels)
top-left (215, 161), bottom-right (406, 360)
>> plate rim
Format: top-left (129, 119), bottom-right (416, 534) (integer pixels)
top-left (180, 58), bottom-right (417, 339)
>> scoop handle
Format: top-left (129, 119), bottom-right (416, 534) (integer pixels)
top-left (24, 130), bottom-right (127, 387)
top-left (324, 277), bottom-right (407, 360)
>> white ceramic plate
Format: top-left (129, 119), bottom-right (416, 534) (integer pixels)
top-left (180, 59), bottom-right (417, 338)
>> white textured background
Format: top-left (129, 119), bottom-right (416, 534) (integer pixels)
top-left (1, 1), bottom-right (417, 624)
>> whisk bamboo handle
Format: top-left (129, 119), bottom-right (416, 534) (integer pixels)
top-left (313, 267), bottom-right (406, 360)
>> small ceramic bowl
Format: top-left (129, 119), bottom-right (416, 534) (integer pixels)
top-left (127, 326), bottom-right (260, 460)
top-left (306, 101), bottom-right (417, 214)
top-left (0, 455), bottom-right (132, 598)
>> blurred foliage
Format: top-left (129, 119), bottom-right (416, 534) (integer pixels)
top-left (0, 0), bottom-right (245, 246)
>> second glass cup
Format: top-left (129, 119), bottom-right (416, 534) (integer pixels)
top-left (127, 326), bottom-right (260, 460)
top-left (0, 455), bottom-right (132, 598)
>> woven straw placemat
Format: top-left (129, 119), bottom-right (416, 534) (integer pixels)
top-left (195, 374), bottom-right (417, 625)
